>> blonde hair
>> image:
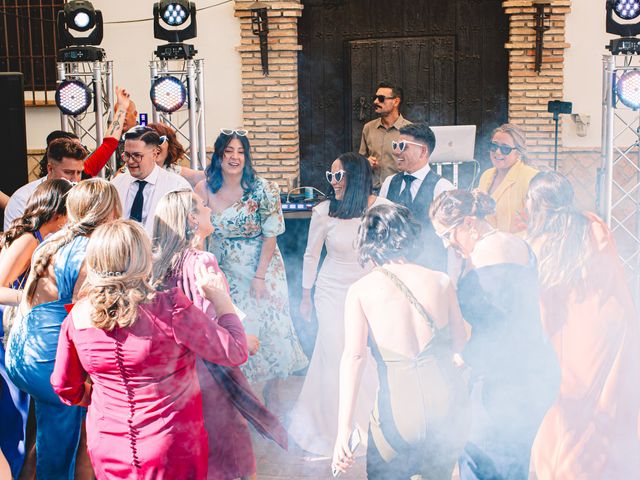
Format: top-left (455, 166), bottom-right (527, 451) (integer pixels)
top-left (526, 171), bottom-right (590, 293)
top-left (151, 190), bottom-right (198, 287)
top-left (492, 123), bottom-right (528, 162)
top-left (25, 178), bottom-right (122, 306)
top-left (82, 219), bottom-right (155, 330)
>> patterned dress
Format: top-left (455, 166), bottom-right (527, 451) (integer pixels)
top-left (206, 176), bottom-right (307, 383)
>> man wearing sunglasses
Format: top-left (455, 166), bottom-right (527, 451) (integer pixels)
top-left (359, 81), bottom-right (412, 190)
top-left (379, 122), bottom-right (454, 272)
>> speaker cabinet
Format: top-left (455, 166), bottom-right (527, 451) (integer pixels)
top-left (0, 73), bottom-right (29, 226)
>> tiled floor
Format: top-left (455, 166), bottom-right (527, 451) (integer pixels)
top-left (252, 375), bottom-right (366, 479)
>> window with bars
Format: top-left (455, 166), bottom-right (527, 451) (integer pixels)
top-left (0, 1), bottom-right (63, 105)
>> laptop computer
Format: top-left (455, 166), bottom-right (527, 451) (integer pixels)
top-left (429, 125), bottom-right (476, 163)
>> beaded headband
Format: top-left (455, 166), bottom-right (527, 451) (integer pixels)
top-left (89, 268), bottom-right (124, 278)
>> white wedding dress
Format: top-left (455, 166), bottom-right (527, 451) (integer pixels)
top-left (288, 197), bottom-right (390, 457)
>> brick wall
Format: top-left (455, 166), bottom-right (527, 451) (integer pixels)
top-left (503, 0), bottom-right (571, 171)
top-left (234, 1), bottom-right (303, 191)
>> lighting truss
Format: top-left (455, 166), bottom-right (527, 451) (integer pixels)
top-left (57, 60), bottom-right (115, 175)
top-left (601, 53), bottom-right (640, 300)
top-left (149, 58), bottom-right (206, 170)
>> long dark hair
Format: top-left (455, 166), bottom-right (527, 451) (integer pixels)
top-left (327, 152), bottom-right (372, 219)
top-left (1, 179), bottom-right (72, 249)
top-left (205, 132), bottom-right (256, 193)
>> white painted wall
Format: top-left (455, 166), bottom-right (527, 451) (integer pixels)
top-left (25, 1), bottom-right (242, 150)
top-left (563, 0), bottom-right (628, 148)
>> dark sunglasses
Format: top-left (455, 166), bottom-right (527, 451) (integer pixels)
top-left (325, 170), bottom-right (346, 183)
top-left (489, 142), bottom-right (516, 155)
top-left (373, 94), bottom-right (396, 103)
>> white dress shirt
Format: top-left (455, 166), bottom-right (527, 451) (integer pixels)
top-left (379, 162), bottom-right (454, 202)
top-left (111, 165), bottom-right (192, 235)
top-left (4, 177), bottom-right (47, 230)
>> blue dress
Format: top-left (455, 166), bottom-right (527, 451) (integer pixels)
top-left (0, 230), bottom-right (42, 478)
top-left (6, 235), bottom-right (88, 480)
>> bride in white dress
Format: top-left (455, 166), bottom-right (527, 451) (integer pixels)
top-left (288, 152), bottom-right (391, 456)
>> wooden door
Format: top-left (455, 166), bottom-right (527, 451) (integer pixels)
top-left (348, 36), bottom-right (456, 151)
top-left (298, 0), bottom-right (509, 189)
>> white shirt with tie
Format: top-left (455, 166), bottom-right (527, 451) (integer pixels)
top-left (111, 164), bottom-right (192, 235)
top-left (379, 162), bottom-right (460, 280)
top-left (379, 162), bottom-right (454, 202)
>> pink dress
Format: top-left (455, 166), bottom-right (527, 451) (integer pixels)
top-left (50, 288), bottom-right (248, 479)
top-left (530, 215), bottom-right (640, 479)
top-left (167, 248), bottom-right (287, 480)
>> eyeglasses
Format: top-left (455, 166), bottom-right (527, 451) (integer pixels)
top-left (391, 140), bottom-right (426, 153)
top-left (122, 150), bottom-right (154, 163)
top-left (436, 220), bottom-right (463, 243)
top-left (325, 170), bottom-right (346, 183)
top-left (489, 142), bottom-right (516, 156)
top-left (220, 128), bottom-right (248, 136)
top-left (373, 94), bottom-right (396, 103)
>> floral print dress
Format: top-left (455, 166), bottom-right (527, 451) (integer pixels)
top-left (206, 176), bottom-right (307, 383)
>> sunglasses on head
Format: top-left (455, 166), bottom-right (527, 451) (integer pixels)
top-left (489, 142), bottom-right (516, 155)
top-left (325, 170), bottom-right (346, 183)
top-left (220, 128), bottom-right (248, 137)
top-left (373, 94), bottom-right (396, 103)
top-left (391, 140), bottom-right (425, 153)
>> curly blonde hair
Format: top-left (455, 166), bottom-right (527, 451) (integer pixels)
top-left (25, 178), bottom-right (122, 306)
top-left (82, 220), bottom-right (156, 330)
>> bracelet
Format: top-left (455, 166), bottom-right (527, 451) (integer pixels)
top-left (254, 275), bottom-right (265, 280)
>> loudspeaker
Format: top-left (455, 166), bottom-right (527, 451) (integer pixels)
top-left (0, 73), bottom-right (28, 225)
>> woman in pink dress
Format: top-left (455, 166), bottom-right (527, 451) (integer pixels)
top-left (51, 219), bottom-right (249, 479)
top-left (526, 171), bottom-right (640, 479)
top-left (152, 190), bottom-right (287, 480)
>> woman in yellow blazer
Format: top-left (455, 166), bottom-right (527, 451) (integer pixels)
top-left (478, 124), bottom-right (538, 234)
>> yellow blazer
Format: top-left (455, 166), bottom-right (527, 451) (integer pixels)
top-left (478, 160), bottom-right (539, 234)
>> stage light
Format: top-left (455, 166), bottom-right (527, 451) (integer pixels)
top-left (57, 1), bottom-right (103, 47)
top-left (153, 0), bottom-right (197, 43)
top-left (607, 0), bottom-right (640, 38)
top-left (150, 76), bottom-right (187, 113)
top-left (615, 0), bottom-right (640, 20)
top-left (55, 79), bottom-right (92, 116)
top-left (616, 70), bottom-right (640, 109)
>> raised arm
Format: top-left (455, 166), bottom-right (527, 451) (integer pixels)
top-left (171, 267), bottom-right (248, 366)
top-left (332, 284), bottom-right (369, 474)
top-left (83, 87), bottom-right (131, 177)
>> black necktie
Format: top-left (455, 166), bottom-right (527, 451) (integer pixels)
top-left (398, 174), bottom-right (416, 207)
top-left (129, 180), bottom-right (148, 223)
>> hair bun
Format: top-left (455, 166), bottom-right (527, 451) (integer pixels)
top-left (470, 190), bottom-right (496, 218)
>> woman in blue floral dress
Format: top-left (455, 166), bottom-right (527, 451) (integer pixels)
top-left (195, 129), bottom-right (307, 392)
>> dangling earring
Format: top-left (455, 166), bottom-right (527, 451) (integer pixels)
top-left (186, 222), bottom-right (199, 237)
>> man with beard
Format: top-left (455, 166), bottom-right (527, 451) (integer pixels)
top-left (359, 82), bottom-right (412, 190)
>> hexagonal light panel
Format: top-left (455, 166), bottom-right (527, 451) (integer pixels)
top-left (150, 76), bottom-right (187, 113)
top-left (55, 79), bottom-right (92, 116)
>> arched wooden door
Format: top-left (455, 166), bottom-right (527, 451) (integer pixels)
top-left (298, 0), bottom-right (509, 189)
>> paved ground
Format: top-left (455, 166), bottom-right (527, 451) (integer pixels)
top-left (252, 375), bottom-right (366, 479)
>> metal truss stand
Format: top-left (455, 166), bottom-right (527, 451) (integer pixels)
top-left (56, 60), bottom-right (114, 176)
top-left (149, 58), bottom-right (207, 170)
top-left (601, 54), bottom-right (640, 301)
